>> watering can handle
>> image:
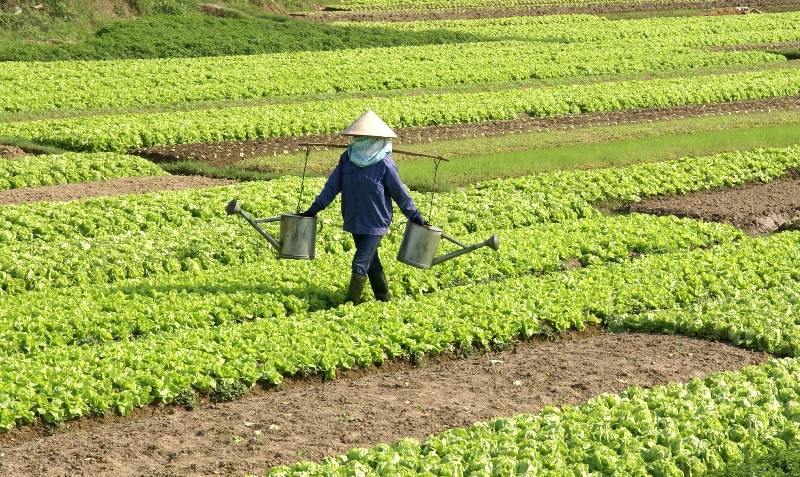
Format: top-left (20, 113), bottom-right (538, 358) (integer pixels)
top-left (441, 231), bottom-right (467, 249)
top-left (254, 215), bottom-right (282, 224)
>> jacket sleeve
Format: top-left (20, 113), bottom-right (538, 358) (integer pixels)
top-left (307, 159), bottom-right (343, 215)
top-left (384, 158), bottom-right (424, 224)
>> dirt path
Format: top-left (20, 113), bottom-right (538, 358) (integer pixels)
top-left (0, 331), bottom-right (767, 477)
top-left (135, 96), bottom-right (800, 168)
top-left (0, 176), bottom-right (235, 205)
top-left (624, 170), bottom-right (800, 234)
top-left (297, 0), bottom-right (800, 22)
top-left (714, 40), bottom-right (800, 52)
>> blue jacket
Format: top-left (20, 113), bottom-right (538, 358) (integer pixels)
top-left (307, 152), bottom-right (423, 235)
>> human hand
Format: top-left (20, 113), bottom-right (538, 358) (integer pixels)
top-left (298, 210), bottom-right (316, 218)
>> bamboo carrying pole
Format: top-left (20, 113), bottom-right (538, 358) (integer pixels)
top-left (297, 143), bottom-right (449, 162)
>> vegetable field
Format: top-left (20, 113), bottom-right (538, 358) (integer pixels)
top-left (2, 2), bottom-right (800, 476)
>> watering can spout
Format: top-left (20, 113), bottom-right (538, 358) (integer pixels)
top-left (225, 199), bottom-right (281, 251)
top-left (430, 234), bottom-right (500, 266)
top-left (226, 198), bottom-right (242, 216)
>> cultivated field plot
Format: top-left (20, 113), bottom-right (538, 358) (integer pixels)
top-left (3, 2), bottom-right (800, 476)
top-left (305, 0), bottom-right (800, 21)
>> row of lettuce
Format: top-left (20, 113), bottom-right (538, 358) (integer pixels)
top-left (0, 215), bottom-right (741, 355)
top-left (270, 265), bottom-right (800, 475)
top-left (4, 13), bottom-right (798, 115)
top-left (1, 146), bottom-right (796, 294)
top-left (2, 146), bottom-right (798, 477)
top-left (269, 355), bottom-right (800, 476)
top-left (330, 0), bottom-right (710, 10)
top-left (0, 146), bottom-right (799, 429)
top-left (0, 46), bottom-right (785, 115)
top-left (2, 68), bottom-right (800, 152)
top-left (0, 152), bottom-right (165, 190)
top-left (1, 223), bottom-right (797, 434)
top-left (369, 13), bottom-right (800, 47)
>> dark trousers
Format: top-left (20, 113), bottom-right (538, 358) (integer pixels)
top-left (351, 234), bottom-right (383, 277)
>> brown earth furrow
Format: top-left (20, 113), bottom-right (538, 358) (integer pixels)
top-left (623, 171), bottom-right (800, 234)
top-left (135, 96), bottom-right (800, 168)
top-left (0, 175), bottom-right (235, 205)
top-left (713, 40), bottom-right (800, 51)
top-left (298, 0), bottom-right (800, 22)
top-left (0, 331), bottom-right (767, 477)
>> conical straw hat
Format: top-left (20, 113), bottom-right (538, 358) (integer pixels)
top-left (340, 110), bottom-right (398, 138)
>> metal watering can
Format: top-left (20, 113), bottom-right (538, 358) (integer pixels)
top-left (225, 143), bottom-right (500, 266)
top-left (225, 146), bottom-right (320, 260)
top-left (226, 198), bottom-right (320, 260)
top-left (397, 221), bottom-right (499, 269)
top-left (395, 149), bottom-right (500, 269)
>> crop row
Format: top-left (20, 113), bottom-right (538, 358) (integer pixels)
top-left (0, 229), bottom-right (796, 429)
top-left (0, 144), bottom-right (788, 302)
top-left (269, 245), bottom-right (800, 475)
top-left (268, 356), bottom-right (800, 476)
top-left (611, 283), bottom-right (800, 357)
top-left (1, 42), bottom-right (783, 114)
top-left (0, 145), bottom-right (793, 246)
top-left (0, 214), bottom-right (741, 354)
top-left (0, 212), bottom-right (738, 295)
top-left (2, 68), bottom-right (800, 151)
top-left (334, 0), bottom-right (714, 10)
top-left (0, 152), bottom-right (165, 191)
top-left (373, 12), bottom-right (800, 49)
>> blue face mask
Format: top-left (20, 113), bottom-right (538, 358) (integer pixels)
top-left (348, 137), bottom-right (392, 168)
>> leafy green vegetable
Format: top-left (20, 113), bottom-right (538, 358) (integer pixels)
top-left (268, 357), bottom-right (800, 476)
top-left (3, 68), bottom-right (800, 151)
top-left (0, 152), bottom-right (165, 190)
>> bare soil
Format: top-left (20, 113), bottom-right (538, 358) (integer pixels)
top-left (623, 170), bottom-right (800, 234)
top-left (298, 0), bottom-right (800, 22)
top-left (135, 96), bottom-right (800, 168)
top-left (0, 175), bottom-right (235, 205)
top-left (713, 40), bottom-right (800, 52)
top-left (0, 145), bottom-right (25, 159)
top-left (0, 331), bottom-right (767, 477)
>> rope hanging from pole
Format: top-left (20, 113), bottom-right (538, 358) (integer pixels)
top-left (429, 157), bottom-right (442, 224)
top-left (296, 146), bottom-right (311, 214)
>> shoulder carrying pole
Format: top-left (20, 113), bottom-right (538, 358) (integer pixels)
top-left (297, 143), bottom-right (449, 162)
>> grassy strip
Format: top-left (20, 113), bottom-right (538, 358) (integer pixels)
top-left (0, 11), bottom-right (480, 61)
top-left (0, 136), bottom-right (67, 155)
top-left (401, 122), bottom-right (800, 189)
top-left (159, 160), bottom-right (278, 182)
top-left (774, 48), bottom-right (800, 60)
top-left (236, 120), bottom-right (800, 190)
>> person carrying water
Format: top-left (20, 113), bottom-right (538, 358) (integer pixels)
top-left (300, 110), bottom-right (427, 304)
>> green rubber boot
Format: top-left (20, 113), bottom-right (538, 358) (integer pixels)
top-left (346, 273), bottom-right (367, 305)
top-left (368, 270), bottom-right (392, 302)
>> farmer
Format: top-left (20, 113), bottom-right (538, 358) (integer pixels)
top-left (300, 110), bottom-right (427, 304)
